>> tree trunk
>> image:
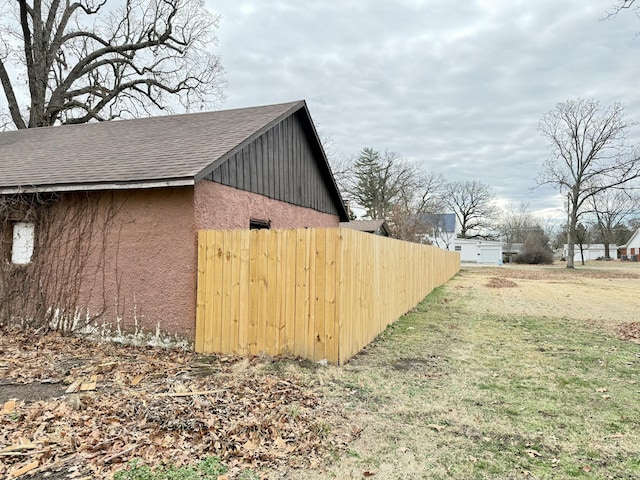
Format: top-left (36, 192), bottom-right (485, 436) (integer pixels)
top-left (566, 196), bottom-right (578, 269)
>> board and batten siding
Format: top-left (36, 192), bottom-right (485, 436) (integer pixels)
top-left (205, 112), bottom-right (340, 216)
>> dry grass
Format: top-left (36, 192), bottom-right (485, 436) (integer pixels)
top-left (285, 262), bottom-right (640, 479)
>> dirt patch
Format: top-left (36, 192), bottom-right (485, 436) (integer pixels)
top-left (392, 356), bottom-right (445, 374)
top-left (485, 277), bottom-right (518, 288)
top-left (0, 381), bottom-right (67, 403)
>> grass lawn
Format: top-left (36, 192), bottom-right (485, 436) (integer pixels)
top-left (290, 266), bottom-right (640, 479)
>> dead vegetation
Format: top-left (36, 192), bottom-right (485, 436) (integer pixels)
top-left (0, 331), bottom-right (356, 479)
top-left (484, 277), bottom-right (518, 288)
top-left (618, 322), bottom-right (640, 343)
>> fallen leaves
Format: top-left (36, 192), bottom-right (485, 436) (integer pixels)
top-left (0, 330), bottom-right (357, 478)
top-left (485, 277), bottom-right (518, 289)
top-left (617, 322), bottom-right (640, 343)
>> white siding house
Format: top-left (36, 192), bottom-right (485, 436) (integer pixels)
top-left (562, 243), bottom-right (617, 261)
top-left (619, 229), bottom-right (640, 261)
top-left (453, 238), bottom-right (503, 264)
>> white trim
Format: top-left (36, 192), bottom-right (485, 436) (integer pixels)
top-left (0, 179), bottom-right (195, 195)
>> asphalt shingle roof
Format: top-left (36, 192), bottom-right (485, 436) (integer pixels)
top-left (0, 101), bottom-right (303, 193)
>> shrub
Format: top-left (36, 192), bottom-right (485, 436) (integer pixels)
top-left (513, 232), bottom-right (554, 264)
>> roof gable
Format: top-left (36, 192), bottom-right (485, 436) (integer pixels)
top-left (203, 106), bottom-right (347, 219)
top-left (340, 219), bottom-right (390, 236)
top-left (620, 228), bottom-right (640, 249)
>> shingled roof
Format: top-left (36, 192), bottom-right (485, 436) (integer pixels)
top-left (0, 100), bottom-right (321, 194)
top-left (340, 219), bottom-right (391, 236)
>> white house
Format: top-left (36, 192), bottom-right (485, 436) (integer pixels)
top-left (420, 213), bottom-right (457, 249)
top-left (618, 229), bottom-right (640, 261)
top-left (562, 243), bottom-right (618, 261)
top-left (453, 237), bottom-right (503, 264)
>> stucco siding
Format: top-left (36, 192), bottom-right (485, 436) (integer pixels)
top-left (194, 180), bottom-right (340, 230)
top-left (72, 188), bottom-right (197, 339)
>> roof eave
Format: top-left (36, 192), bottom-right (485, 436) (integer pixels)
top-left (0, 178), bottom-right (195, 195)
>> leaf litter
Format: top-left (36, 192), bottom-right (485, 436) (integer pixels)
top-left (0, 331), bottom-right (357, 479)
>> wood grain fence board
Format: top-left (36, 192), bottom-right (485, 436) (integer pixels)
top-left (336, 228), bottom-right (348, 365)
top-left (229, 230), bottom-right (241, 355)
top-left (220, 230), bottom-right (233, 354)
top-left (247, 231), bottom-right (259, 355)
top-left (294, 229), bottom-right (308, 358)
top-left (203, 231), bottom-right (218, 353)
top-left (324, 229), bottom-right (338, 363)
top-left (313, 228), bottom-right (326, 361)
top-left (238, 230), bottom-right (250, 355)
top-left (275, 230), bottom-right (286, 355)
top-left (306, 229), bottom-right (317, 361)
top-left (265, 229), bottom-right (278, 355)
top-left (257, 230), bottom-right (269, 355)
top-left (283, 229), bottom-right (297, 354)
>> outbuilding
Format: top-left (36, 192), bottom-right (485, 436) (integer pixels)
top-left (452, 238), bottom-right (503, 264)
top-left (0, 101), bottom-right (348, 342)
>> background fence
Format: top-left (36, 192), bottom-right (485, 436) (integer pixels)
top-left (195, 227), bottom-right (460, 364)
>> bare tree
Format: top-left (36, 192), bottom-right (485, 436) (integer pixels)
top-left (606, 0), bottom-right (637, 16)
top-left (498, 202), bottom-right (541, 244)
top-left (585, 189), bottom-right (640, 258)
top-left (443, 180), bottom-right (499, 238)
top-left (498, 202), bottom-right (553, 261)
top-left (0, 0), bottom-right (224, 129)
top-left (538, 99), bottom-right (640, 268)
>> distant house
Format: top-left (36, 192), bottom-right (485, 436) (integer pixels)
top-left (452, 237), bottom-right (503, 264)
top-left (562, 244), bottom-right (618, 262)
top-left (421, 213), bottom-right (457, 248)
top-left (340, 219), bottom-right (390, 237)
top-left (0, 100), bottom-right (349, 341)
top-left (618, 229), bottom-right (640, 261)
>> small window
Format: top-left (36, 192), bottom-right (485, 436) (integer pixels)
top-left (11, 222), bottom-right (35, 265)
top-left (249, 219), bottom-right (270, 230)
top-left (454, 245), bottom-right (462, 252)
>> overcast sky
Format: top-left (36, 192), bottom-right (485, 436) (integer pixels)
top-left (209, 0), bottom-right (640, 220)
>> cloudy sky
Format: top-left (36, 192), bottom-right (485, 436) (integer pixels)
top-left (209, 0), bottom-right (640, 220)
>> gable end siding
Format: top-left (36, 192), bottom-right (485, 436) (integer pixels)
top-left (206, 112), bottom-right (339, 216)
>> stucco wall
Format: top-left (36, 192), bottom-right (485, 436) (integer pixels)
top-left (74, 188), bottom-right (197, 341)
top-left (194, 180), bottom-right (340, 230)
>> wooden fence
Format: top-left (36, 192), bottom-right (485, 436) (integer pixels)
top-left (195, 228), bottom-right (460, 364)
